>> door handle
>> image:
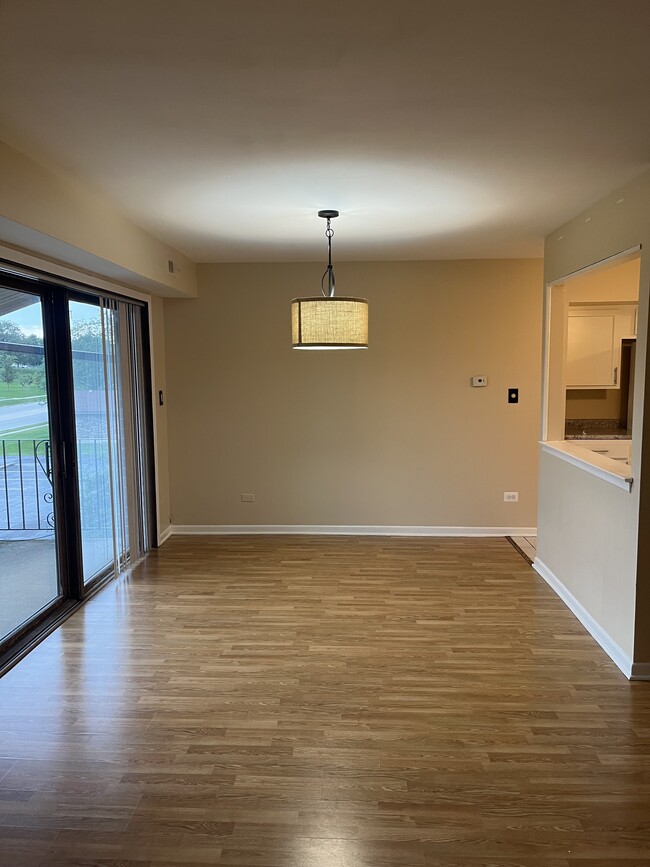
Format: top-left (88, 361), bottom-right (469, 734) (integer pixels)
top-left (614, 366), bottom-right (618, 386)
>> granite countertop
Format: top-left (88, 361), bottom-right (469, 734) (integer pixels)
top-left (564, 419), bottom-right (632, 440)
top-left (565, 431), bottom-right (632, 440)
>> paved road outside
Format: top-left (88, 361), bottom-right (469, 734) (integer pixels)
top-left (0, 400), bottom-right (49, 433)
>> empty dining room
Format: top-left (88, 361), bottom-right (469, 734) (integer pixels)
top-left (1, 2), bottom-right (650, 865)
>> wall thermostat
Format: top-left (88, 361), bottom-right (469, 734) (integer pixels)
top-left (471, 376), bottom-right (488, 387)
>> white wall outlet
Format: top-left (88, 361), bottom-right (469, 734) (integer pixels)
top-left (241, 493), bottom-right (255, 503)
top-left (503, 491), bottom-right (519, 502)
top-left (471, 376), bottom-right (488, 387)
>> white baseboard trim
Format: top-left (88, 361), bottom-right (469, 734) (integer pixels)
top-left (170, 524), bottom-right (537, 537)
top-left (630, 662), bottom-right (650, 681)
top-left (533, 557), bottom-right (633, 679)
top-left (157, 525), bottom-right (173, 546)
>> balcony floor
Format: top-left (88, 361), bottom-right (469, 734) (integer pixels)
top-left (0, 538), bottom-right (59, 642)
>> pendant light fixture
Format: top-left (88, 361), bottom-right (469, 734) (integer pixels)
top-left (291, 210), bottom-right (368, 349)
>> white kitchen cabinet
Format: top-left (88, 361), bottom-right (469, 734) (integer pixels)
top-left (565, 305), bottom-right (637, 389)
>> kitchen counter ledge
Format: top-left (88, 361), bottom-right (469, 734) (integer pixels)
top-left (542, 441), bottom-right (633, 492)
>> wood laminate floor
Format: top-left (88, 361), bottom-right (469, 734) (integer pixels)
top-left (0, 535), bottom-right (649, 866)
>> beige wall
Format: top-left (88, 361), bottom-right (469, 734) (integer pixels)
top-left (565, 389), bottom-right (621, 421)
top-left (538, 450), bottom-right (638, 658)
top-left (0, 140), bottom-right (197, 298)
top-left (165, 259), bottom-right (543, 530)
top-left (565, 256), bottom-right (640, 304)
top-left (538, 167), bottom-right (650, 670)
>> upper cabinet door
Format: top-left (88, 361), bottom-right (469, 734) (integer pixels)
top-left (565, 305), bottom-right (637, 390)
top-left (566, 311), bottom-right (617, 388)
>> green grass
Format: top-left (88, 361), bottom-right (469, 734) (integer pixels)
top-left (0, 382), bottom-right (46, 407)
top-left (0, 427), bottom-right (108, 460)
top-left (0, 424), bottom-right (51, 456)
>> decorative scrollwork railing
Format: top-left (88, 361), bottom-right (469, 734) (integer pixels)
top-left (0, 439), bottom-right (54, 531)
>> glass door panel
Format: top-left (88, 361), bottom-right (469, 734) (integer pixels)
top-left (0, 286), bottom-right (61, 641)
top-left (69, 299), bottom-right (128, 584)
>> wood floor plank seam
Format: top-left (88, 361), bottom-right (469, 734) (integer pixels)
top-left (0, 535), bottom-right (648, 866)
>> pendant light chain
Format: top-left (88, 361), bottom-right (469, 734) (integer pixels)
top-left (321, 216), bottom-right (336, 298)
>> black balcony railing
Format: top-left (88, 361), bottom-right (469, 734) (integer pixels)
top-left (0, 439), bottom-right (54, 531)
top-left (1, 438), bottom-right (116, 535)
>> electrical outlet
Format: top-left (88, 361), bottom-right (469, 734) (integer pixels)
top-left (508, 388), bottom-right (519, 404)
top-left (503, 491), bottom-right (519, 503)
top-left (241, 493), bottom-right (255, 503)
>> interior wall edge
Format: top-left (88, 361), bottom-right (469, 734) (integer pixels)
top-left (532, 557), bottom-right (632, 679)
top-left (158, 526), bottom-right (174, 545)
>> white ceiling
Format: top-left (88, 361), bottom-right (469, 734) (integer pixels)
top-left (1, 0), bottom-right (649, 262)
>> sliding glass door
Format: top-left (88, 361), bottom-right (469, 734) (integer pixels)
top-left (0, 266), bottom-right (156, 663)
top-left (69, 295), bottom-right (153, 585)
top-left (0, 285), bottom-right (62, 642)
top-left (69, 298), bottom-right (123, 583)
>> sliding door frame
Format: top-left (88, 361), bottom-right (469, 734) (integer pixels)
top-left (0, 268), bottom-right (157, 672)
top-left (132, 300), bottom-right (158, 554)
top-left (48, 284), bottom-right (85, 601)
top-left (66, 287), bottom-right (157, 589)
top-left (0, 272), bottom-right (83, 666)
